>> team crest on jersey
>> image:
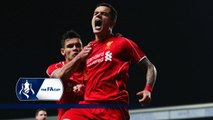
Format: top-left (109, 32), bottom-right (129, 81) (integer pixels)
top-left (105, 41), bottom-right (113, 50)
top-left (16, 78), bottom-right (63, 101)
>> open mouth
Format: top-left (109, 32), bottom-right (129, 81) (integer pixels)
top-left (95, 19), bottom-right (102, 29)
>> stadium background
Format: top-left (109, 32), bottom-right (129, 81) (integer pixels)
top-left (1, 0), bottom-right (213, 119)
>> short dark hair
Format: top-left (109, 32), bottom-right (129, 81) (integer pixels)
top-left (35, 108), bottom-right (47, 116)
top-left (95, 3), bottom-right (117, 21)
top-left (61, 30), bottom-right (81, 48)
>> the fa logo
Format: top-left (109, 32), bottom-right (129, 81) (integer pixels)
top-left (19, 80), bottom-right (35, 99)
top-left (16, 78), bottom-right (63, 101)
top-left (16, 78), bottom-right (41, 101)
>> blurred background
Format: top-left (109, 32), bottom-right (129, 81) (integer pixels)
top-left (1, 0), bottom-right (213, 119)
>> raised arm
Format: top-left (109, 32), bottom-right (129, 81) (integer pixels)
top-left (53, 43), bottom-right (92, 80)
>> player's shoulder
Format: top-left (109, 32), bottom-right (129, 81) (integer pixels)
top-left (114, 33), bottom-right (132, 41)
top-left (115, 33), bottom-right (123, 37)
top-left (113, 35), bottom-right (133, 45)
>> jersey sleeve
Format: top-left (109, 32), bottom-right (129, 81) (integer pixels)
top-left (123, 38), bottom-right (146, 63)
top-left (46, 62), bottom-right (63, 77)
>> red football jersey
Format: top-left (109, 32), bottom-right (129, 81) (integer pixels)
top-left (46, 61), bottom-right (84, 120)
top-left (84, 36), bottom-right (146, 104)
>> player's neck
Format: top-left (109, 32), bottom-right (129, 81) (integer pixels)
top-left (95, 32), bottom-right (114, 42)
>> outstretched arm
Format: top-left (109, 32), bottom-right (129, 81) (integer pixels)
top-left (52, 43), bottom-right (92, 80)
top-left (136, 57), bottom-right (157, 105)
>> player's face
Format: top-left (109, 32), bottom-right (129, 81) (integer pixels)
top-left (35, 110), bottom-right (47, 120)
top-left (91, 6), bottom-right (115, 37)
top-left (61, 38), bottom-right (82, 61)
